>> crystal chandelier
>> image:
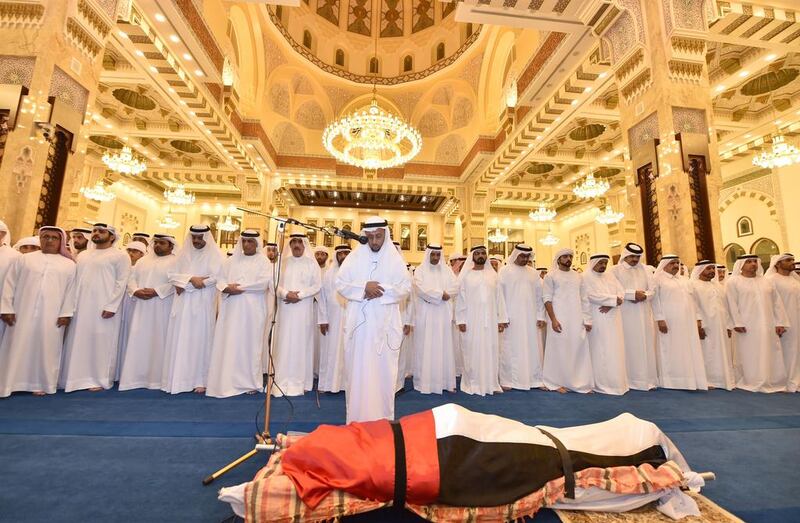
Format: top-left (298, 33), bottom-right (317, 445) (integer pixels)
top-left (102, 146), bottom-right (146, 176)
top-left (158, 214), bottom-right (180, 229)
top-left (752, 135), bottom-right (800, 169)
top-left (164, 184), bottom-right (195, 206)
top-left (79, 180), bottom-right (116, 202)
top-left (540, 229), bottom-right (560, 246)
top-left (529, 204), bottom-right (557, 222)
top-left (217, 215), bottom-right (239, 232)
top-left (573, 171), bottom-right (610, 199)
top-left (595, 206), bottom-right (625, 225)
top-left (488, 227), bottom-right (508, 243)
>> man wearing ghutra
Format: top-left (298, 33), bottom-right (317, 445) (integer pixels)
top-left (262, 241), bottom-right (279, 374)
top-left (14, 236), bottom-right (40, 253)
top-left (0, 227), bottom-right (76, 397)
top-left (335, 216), bottom-right (411, 423)
top-left (765, 253), bottom-right (799, 392)
top-left (690, 260), bottom-right (735, 390)
top-left (312, 245), bottom-right (331, 379)
top-left (60, 223), bottom-right (131, 392)
top-left (69, 227), bottom-right (92, 257)
top-left (115, 241), bottom-right (148, 381)
top-left (0, 219), bottom-right (21, 343)
top-left (272, 233), bottom-right (322, 397)
top-left (206, 230), bottom-right (272, 398)
top-left (317, 244), bottom-right (351, 393)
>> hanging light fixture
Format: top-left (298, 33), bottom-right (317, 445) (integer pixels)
top-left (322, 2), bottom-right (421, 170)
top-left (102, 146), bottom-right (146, 176)
top-left (217, 214), bottom-right (239, 232)
top-left (573, 171), bottom-right (610, 199)
top-left (540, 228), bottom-right (560, 246)
top-left (752, 134), bottom-right (800, 168)
top-left (595, 205), bottom-right (625, 225)
top-left (158, 213), bottom-right (180, 229)
top-left (488, 227), bottom-right (508, 243)
top-left (79, 180), bottom-right (116, 202)
top-left (529, 204), bottom-right (557, 222)
top-left (163, 184), bottom-right (196, 206)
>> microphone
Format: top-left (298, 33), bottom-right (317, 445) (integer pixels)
top-left (330, 227), bottom-right (368, 245)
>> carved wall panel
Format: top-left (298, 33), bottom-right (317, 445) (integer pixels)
top-left (35, 128), bottom-right (73, 228)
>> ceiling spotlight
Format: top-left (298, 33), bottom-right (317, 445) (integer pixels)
top-left (154, 13), bottom-right (166, 22)
top-left (169, 34), bottom-right (180, 43)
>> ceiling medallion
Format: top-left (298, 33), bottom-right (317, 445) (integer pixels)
top-left (79, 180), bottom-right (116, 202)
top-left (488, 227), bottom-right (508, 244)
top-left (157, 214), bottom-right (181, 229)
top-left (752, 134), bottom-right (800, 169)
top-left (529, 204), bottom-right (557, 222)
top-left (573, 171), bottom-right (610, 199)
top-left (102, 146), bottom-right (146, 176)
top-left (164, 184), bottom-right (196, 206)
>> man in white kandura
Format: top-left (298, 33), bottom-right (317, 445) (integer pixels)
top-left (766, 253), bottom-right (799, 392)
top-left (312, 245), bottom-right (330, 378)
top-left (651, 255), bottom-right (708, 391)
top-left (583, 254), bottom-right (628, 395)
top-left (394, 243), bottom-right (415, 392)
top-left (161, 225), bottom-right (223, 394)
top-left (206, 230), bottom-right (272, 398)
top-left (727, 254), bottom-right (789, 392)
top-left (13, 236), bottom-right (40, 253)
top-left (118, 234), bottom-right (177, 391)
top-left (690, 260), bottom-right (735, 390)
top-left (262, 241), bottom-right (279, 374)
top-left (317, 245), bottom-right (351, 393)
top-left (60, 223), bottom-right (131, 392)
top-left (0, 220), bottom-right (21, 343)
top-left (115, 241), bottom-right (148, 382)
top-left (335, 217), bottom-right (411, 423)
top-left (412, 244), bottom-right (459, 394)
top-left (449, 254), bottom-right (466, 378)
top-left (273, 233), bottom-right (321, 397)
top-left (69, 228), bottom-right (92, 257)
top-left (455, 245), bottom-right (508, 396)
top-left (0, 227), bottom-right (76, 397)
top-left (542, 248), bottom-right (593, 393)
top-left (611, 242), bottom-right (658, 390)
top-left (497, 244), bottom-right (546, 391)
top-left (716, 264), bottom-right (728, 286)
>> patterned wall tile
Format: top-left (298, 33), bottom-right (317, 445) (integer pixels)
top-left (412, 0), bottom-right (434, 33)
top-left (0, 55), bottom-right (35, 87)
top-left (48, 66), bottom-right (89, 114)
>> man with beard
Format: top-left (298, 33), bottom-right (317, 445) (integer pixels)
top-left (766, 253), bottom-right (800, 392)
top-left (583, 254), bottom-right (628, 395)
top-left (317, 245), bottom-right (351, 393)
top-left (162, 225), bottom-right (223, 394)
top-left (312, 246), bottom-right (331, 379)
top-left (69, 228), bottom-right (92, 257)
top-left (455, 245), bottom-right (508, 395)
top-left (611, 242), bottom-right (658, 390)
top-left (60, 223), bottom-right (131, 392)
top-left (335, 217), bottom-right (411, 423)
top-left (716, 264), bottom-right (728, 285)
top-left (690, 260), bottom-right (735, 390)
top-left (413, 245), bottom-right (459, 394)
top-left (118, 235), bottom-right (177, 391)
top-left (542, 248), bottom-right (593, 393)
top-left (726, 254), bottom-right (789, 392)
top-left (115, 241), bottom-right (148, 381)
top-left (206, 230), bottom-right (272, 397)
top-left (0, 227), bottom-right (76, 397)
top-left (273, 234), bottom-right (321, 397)
top-left (0, 220), bottom-right (21, 344)
top-left (497, 245), bottom-right (546, 391)
top-left (262, 241), bottom-right (279, 374)
top-left (651, 255), bottom-right (708, 391)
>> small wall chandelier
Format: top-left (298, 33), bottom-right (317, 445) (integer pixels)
top-left (573, 171), bottom-right (610, 199)
top-left (488, 227), bottom-right (508, 243)
top-left (79, 180), bottom-right (116, 202)
top-left (595, 205), bottom-right (625, 225)
top-left (102, 146), bottom-right (146, 176)
top-left (529, 204), bottom-right (556, 222)
top-left (164, 184), bottom-right (195, 206)
top-left (217, 214), bottom-right (239, 232)
top-left (540, 228), bottom-right (560, 246)
top-left (752, 135), bottom-right (800, 168)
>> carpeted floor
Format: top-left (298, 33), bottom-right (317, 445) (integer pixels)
top-left (1, 383), bottom-right (798, 522)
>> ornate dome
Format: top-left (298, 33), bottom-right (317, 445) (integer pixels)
top-left (268, 0), bottom-right (480, 84)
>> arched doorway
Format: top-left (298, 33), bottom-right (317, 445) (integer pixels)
top-left (723, 243), bottom-right (745, 270)
top-left (751, 237), bottom-right (780, 271)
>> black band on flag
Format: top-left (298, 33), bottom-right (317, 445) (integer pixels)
top-left (537, 428), bottom-right (576, 499)
top-left (390, 421), bottom-right (407, 511)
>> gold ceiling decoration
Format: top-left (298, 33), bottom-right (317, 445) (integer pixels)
top-left (741, 68), bottom-right (799, 96)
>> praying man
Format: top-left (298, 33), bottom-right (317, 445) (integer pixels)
top-left (115, 241), bottom-right (148, 381)
top-left (312, 245), bottom-right (330, 378)
top-left (69, 228), bottom-right (92, 257)
top-left (317, 245), bottom-right (351, 393)
top-left (262, 241), bottom-right (279, 374)
top-left (690, 260), bottom-right (735, 390)
top-left (0, 220), bottom-right (21, 343)
top-left (14, 236), bottom-right (40, 253)
top-left (766, 253), bottom-right (799, 392)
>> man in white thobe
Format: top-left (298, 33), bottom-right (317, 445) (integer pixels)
top-left (583, 254), bottom-right (628, 395)
top-left (115, 241), bottom-right (148, 381)
top-left (0, 220), bottom-right (21, 344)
top-left (317, 245), bottom-right (351, 393)
top-left (206, 230), bottom-right (272, 398)
top-left (651, 255), bottom-right (708, 390)
top-left (272, 234), bottom-right (321, 397)
top-left (262, 241), bottom-right (279, 374)
top-left (766, 253), bottom-right (800, 392)
top-left (497, 244), bottom-right (546, 390)
top-left (335, 216), bottom-right (411, 423)
top-left (161, 225), bottom-right (223, 394)
top-left (455, 245), bottom-right (508, 396)
top-left (689, 261), bottom-right (735, 390)
top-left (118, 235), bottom-right (177, 390)
top-left (132, 232), bottom-right (150, 248)
top-left (393, 243), bottom-right (415, 392)
top-left (727, 254), bottom-right (789, 392)
top-left (60, 223), bottom-right (131, 392)
top-left (69, 228), bottom-right (91, 257)
top-left (412, 245), bottom-right (459, 394)
top-left (14, 236), bottom-right (40, 253)
top-left (0, 227), bottom-right (76, 397)
top-left (542, 248), bottom-right (593, 393)
top-left (311, 245), bottom-right (330, 378)
top-left (716, 264), bottom-right (728, 286)
top-left (449, 254), bottom-right (466, 378)
top-left (611, 242), bottom-right (658, 390)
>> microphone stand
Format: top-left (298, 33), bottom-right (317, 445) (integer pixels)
top-left (202, 207), bottom-right (345, 486)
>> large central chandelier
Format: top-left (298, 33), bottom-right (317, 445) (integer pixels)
top-left (102, 146), bottom-right (146, 176)
top-left (80, 180), bottom-right (116, 202)
top-left (164, 184), bottom-right (195, 206)
top-left (595, 205), bottom-right (624, 225)
top-left (752, 135), bottom-right (800, 168)
top-left (529, 204), bottom-right (557, 222)
top-left (488, 227), bottom-right (508, 243)
top-left (573, 171), bottom-right (610, 199)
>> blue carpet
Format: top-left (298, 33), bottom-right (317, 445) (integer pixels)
top-left (0, 384), bottom-right (798, 522)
